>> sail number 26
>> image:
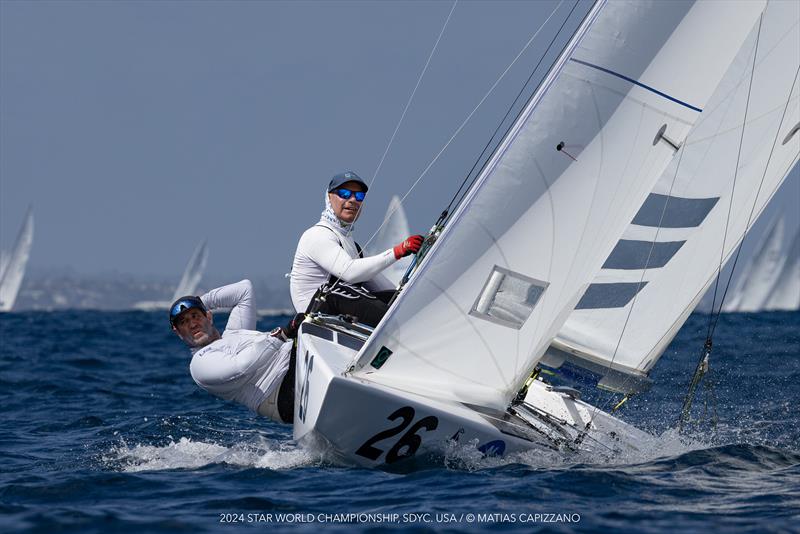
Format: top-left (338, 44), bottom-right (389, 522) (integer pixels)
top-left (355, 406), bottom-right (439, 464)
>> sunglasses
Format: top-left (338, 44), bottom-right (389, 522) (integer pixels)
top-left (333, 188), bottom-right (366, 202)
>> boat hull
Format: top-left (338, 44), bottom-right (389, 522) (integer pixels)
top-left (294, 321), bottom-right (650, 468)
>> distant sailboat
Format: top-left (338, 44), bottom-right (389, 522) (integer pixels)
top-left (0, 207), bottom-right (34, 312)
top-left (133, 240), bottom-right (208, 310)
top-left (723, 214), bottom-right (791, 313)
top-left (171, 240), bottom-right (209, 301)
top-left (764, 227), bottom-right (800, 311)
top-left (366, 196), bottom-right (411, 286)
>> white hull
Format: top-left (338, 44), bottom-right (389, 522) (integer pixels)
top-left (294, 318), bottom-right (649, 468)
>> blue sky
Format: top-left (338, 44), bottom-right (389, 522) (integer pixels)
top-left (1, 0), bottom-right (797, 280)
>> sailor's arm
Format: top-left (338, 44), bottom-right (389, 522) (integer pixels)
top-left (199, 279), bottom-right (257, 330)
top-left (190, 333), bottom-right (287, 387)
top-left (303, 229), bottom-right (396, 284)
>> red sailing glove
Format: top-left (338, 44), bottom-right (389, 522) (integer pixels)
top-left (393, 235), bottom-right (424, 259)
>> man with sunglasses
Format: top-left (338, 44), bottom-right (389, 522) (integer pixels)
top-left (290, 171), bottom-right (423, 327)
top-left (170, 279), bottom-right (303, 424)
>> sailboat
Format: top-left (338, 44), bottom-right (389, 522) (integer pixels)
top-left (133, 240), bottom-right (209, 310)
top-left (365, 196), bottom-right (412, 286)
top-left (764, 227), bottom-right (800, 311)
top-left (0, 207), bottom-right (34, 312)
top-left (293, 0), bottom-right (800, 466)
top-left (723, 213), bottom-right (799, 312)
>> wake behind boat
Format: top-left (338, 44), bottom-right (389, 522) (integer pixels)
top-left (291, 0), bottom-right (799, 467)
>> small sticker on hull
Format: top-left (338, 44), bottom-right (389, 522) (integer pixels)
top-left (478, 440), bottom-right (506, 457)
top-left (370, 346), bottom-right (393, 369)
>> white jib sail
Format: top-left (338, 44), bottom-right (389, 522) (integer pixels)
top-left (549, 0), bottom-right (800, 389)
top-left (0, 207), bottom-right (34, 312)
top-left (723, 214), bottom-right (786, 313)
top-left (366, 196), bottom-right (412, 286)
top-left (350, 0), bottom-right (766, 409)
top-left (171, 240), bottom-right (209, 300)
top-left (764, 227), bottom-right (800, 311)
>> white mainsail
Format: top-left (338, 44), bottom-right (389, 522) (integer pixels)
top-left (764, 227), bottom-right (800, 311)
top-left (171, 240), bottom-right (209, 300)
top-left (0, 207), bottom-right (34, 312)
top-left (350, 0), bottom-right (766, 409)
top-left (723, 214), bottom-right (786, 313)
top-left (547, 0), bottom-right (799, 391)
top-left (133, 240), bottom-right (209, 310)
top-left (366, 196), bottom-right (412, 285)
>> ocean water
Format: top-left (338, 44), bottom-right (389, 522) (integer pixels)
top-left (1, 310), bottom-right (798, 533)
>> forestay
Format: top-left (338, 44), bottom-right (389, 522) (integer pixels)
top-left (350, 0), bottom-right (765, 409)
top-left (549, 0), bottom-right (800, 391)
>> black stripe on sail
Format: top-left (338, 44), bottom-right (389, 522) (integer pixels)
top-left (632, 193), bottom-right (719, 228)
top-left (576, 282), bottom-right (648, 310)
top-left (602, 239), bottom-right (686, 270)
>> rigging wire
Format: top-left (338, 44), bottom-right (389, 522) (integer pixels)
top-left (357, 0), bottom-right (571, 252)
top-left (443, 0), bottom-right (581, 220)
top-left (591, 145), bottom-right (688, 420)
top-left (677, 17), bottom-right (800, 431)
top-left (366, 0), bottom-right (459, 197)
top-left (680, 65), bottom-right (799, 427)
top-left (705, 16), bottom-right (764, 340)
top-left (310, 0), bottom-right (457, 297)
top-left (709, 65), bottom-right (799, 336)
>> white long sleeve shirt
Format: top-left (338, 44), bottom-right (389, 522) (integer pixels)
top-left (289, 220), bottom-right (397, 312)
top-left (189, 280), bottom-right (292, 419)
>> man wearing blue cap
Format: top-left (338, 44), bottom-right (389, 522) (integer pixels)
top-left (290, 171), bottom-right (423, 327)
top-left (170, 279), bottom-right (303, 424)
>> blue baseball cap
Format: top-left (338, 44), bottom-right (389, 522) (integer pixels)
top-left (328, 171), bottom-right (368, 192)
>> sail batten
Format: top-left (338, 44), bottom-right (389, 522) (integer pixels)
top-left (349, 0), bottom-right (769, 408)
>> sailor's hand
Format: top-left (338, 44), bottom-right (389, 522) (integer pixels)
top-left (393, 235), bottom-right (424, 259)
top-left (281, 313), bottom-right (306, 339)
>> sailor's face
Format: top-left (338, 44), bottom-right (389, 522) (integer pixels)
top-left (173, 308), bottom-right (216, 347)
top-left (329, 181), bottom-right (365, 224)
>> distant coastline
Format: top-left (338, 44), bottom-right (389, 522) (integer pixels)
top-left (13, 270), bottom-right (292, 311)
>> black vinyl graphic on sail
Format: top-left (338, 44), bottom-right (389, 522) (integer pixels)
top-left (575, 282), bottom-right (648, 310)
top-left (632, 193), bottom-right (719, 228)
top-left (602, 239), bottom-right (686, 270)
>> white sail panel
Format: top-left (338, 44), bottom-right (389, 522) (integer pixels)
top-left (351, 0), bottom-right (765, 408)
top-left (550, 0), bottom-right (799, 385)
top-left (366, 196), bottom-right (411, 286)
top-left (171, 240), bottom-right (209, 300)
top-left (723, 214), bottom-right (786, 312)
top-left (0, 208), bottom-right (34, 312)
top-left (764, 227), bottom-right (800, 311)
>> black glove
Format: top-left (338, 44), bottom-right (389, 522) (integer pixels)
top-left (281, 313), bottom-right (306, 339)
